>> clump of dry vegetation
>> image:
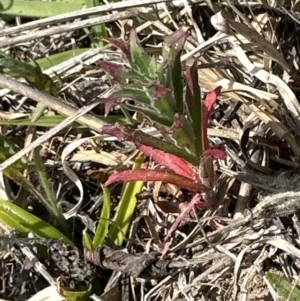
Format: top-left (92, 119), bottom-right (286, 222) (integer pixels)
top-left (1, 1), bottom-right (300, 301)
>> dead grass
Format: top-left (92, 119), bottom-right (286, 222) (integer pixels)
top-left (1, 1), bottom-right (300, 301)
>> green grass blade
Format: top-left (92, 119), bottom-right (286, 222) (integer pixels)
top-left (83, 229), bottom-right (94, 250)
top-left (34, 147), bottom-right (69, 232)
top-left (109, 155), bottom-right (144, 246)
top-left (0, 199), bottom-right (73, 245)
top-left (0, 114), bottom-right (133, 127)
top-left (185, 61), bottom-right (202, 158)
top-left (92, 185), bottom-right (111, 249)
top-left (85, 0), bottom-right (107, 47)
top-left (266, 272), bottom-right (300, 301)
top-left (37, 49), bottom-right (90, 70)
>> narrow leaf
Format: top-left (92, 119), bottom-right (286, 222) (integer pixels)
top-left (0, 199), bottom-right (73, 245)
top-left (202, 86), bottom-right (222, 150)
top-left (202, 146), bottom-right (226, 160)
top-left (34, 147), bottom-right (69, 232)
top-left (163, 27), bottom-right (189, 113)
top-left (124, 102), bottom-right (173, 126)
top-left (184, 60), bottom-right (202, 157)
top-left (109, 155), bottom-right (144, 246)
top-left (170, 113), bottom-right (197, 154)
top-left (114, 87), bottom-right (153, 106)
top-left (0, 0), bottom-right (85, 17)
top-left (102, 124), bottom-right (197, 165)
top-left (92, 185), bottom-right (111, 249)
top-left (267, 272), bottom-right (300, 301)
top-left (83, 229), bottom-right (93, 250)
top-left (120, 69), bottom-right (152, 84)
top-left (161, 193), bottom-right (213, 255)
top-left (98, 61), bottom-right (125, 82)
top-left (105, 169), bottom-right (206, 192)
top-left (138, 145), bottom-right (198, 180)
top-left (129, 29), bottom-right (154, 79)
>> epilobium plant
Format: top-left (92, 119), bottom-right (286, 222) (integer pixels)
top-left (99, 27), bottom-right (226, 251)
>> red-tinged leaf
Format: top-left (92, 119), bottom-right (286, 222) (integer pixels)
top-left (138, 145), bottom-right (198, 180)
top-left (105, 169), bottom-right (206, 191)
top-left (104, 96), bottom-right (118, 116)
top-left (161, 193), bottom-right (212, 256)
top-left (163, 27), bottom-right (190, 60)
top-left (97, 62), bottom-right (125, 82)
top-left (153, 83), bottom-right (172, 99)
top-left (101, 126), bottom-right (196, 164)
top-left (202, 86), bottom-right (222, 151)
top-left (106, 37), bottom-right (130, 58)
top-left (129, 29), bottom-right (152, 74)
top-left (202, 145), bottom-right (226, 160)
top-left (102, 124), bottom-right (133, 141)
top-left (203, 86), bottom-right (222, 113)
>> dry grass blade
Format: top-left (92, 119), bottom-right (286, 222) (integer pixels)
top-left (0, 0), bottom-right (205, 38)
top-left (0, 73), bottom-right (110, 130)
top-left (0, 100), bottom-right (100, 171)
top-left (0, 11), bottom-right (134, 48)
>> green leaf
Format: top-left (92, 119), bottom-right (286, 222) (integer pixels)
top-left (129, 29), bottom-right (155, 80)
top-left (82, 229), bottom-right (93, 250)
top-left (31, 103), bottom-right (48, 122)
top-left (0, 199), bottom-right (73, 245)
top-left (149, 56), bottom-right (158, 77)
top-left (0, 50), bottom-right (57, 96)
top-left (109, 155), bottom-right (144, 246)
top-left (124, 102), bottom-right (173, 126)
top-left (0, 134), bottom-right (21, 153)
top-left (92, 185), bottom-right (111, 249)
top-left (163, 27), bottom-right (189, 113)
top-left (34, 147), bottom-right (69, 232)
top-left (0, 114), bottom-right (133, 127)
top-left (102, 124), bottom-right (198, 165)
top-left (267, 272), bottom-right (300, 301)
top-left (171, 114), bottom-right (197, 155)
top-left (151, 94), bottom-right (176, 123)
top-left (114, 87), bottom-right (153, 106)
top-left (0, 50), bottom-right (37, 79)
top-left (120, 69), bottom-right (153, 84)
top-left (0, 135), bottom-right (27, 170)
top-left (85, 0), bottom-right (107, 47)
top-left (184, 60), bottom-right (202, 158)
